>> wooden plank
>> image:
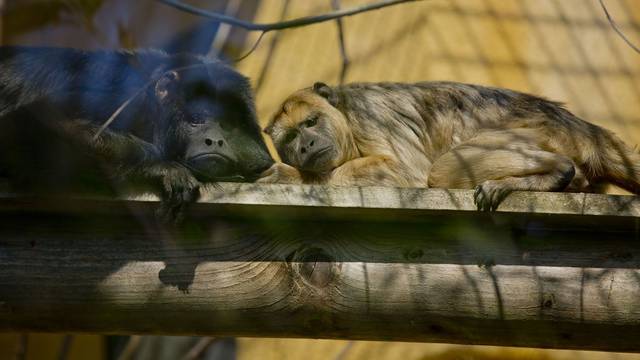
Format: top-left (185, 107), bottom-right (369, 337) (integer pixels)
top-left (0, 184), bottom-right (640, 351)
top-left (149, 183), bottom-right (640, 217)
top-left (2, 183), bottom-right (639, 218)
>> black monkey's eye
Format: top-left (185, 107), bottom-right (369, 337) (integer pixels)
top-left (304, 115), bottom-right (318, 128)
top-left (189, 113), bottom-right (206, 126)
top-left (284, 131), bottom-right (297, 144)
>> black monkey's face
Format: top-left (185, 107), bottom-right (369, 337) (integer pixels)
top-left (154, 65), bottom-right (273, 182)
top-left (265, 86), bottom-right (357, 174)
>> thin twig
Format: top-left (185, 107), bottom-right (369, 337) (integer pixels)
top-left (599, 0), bottom-right (640, 54)
top-left (331, 0), bottom-right (350, 84)
top-left (94, 64), bottom-right (206, 139)
top-left (116, 335), bottom-right (142, 360)
top-left (180, 337), bottom-right (217, 360)
top-left (157, 0), bottom-right (422, 32)
top-left (92, 85), bottom-right (148, 140)
top-left (57, 335), bottom-right (74, 360)
top-left (234, 31), bottom-right (266, 62)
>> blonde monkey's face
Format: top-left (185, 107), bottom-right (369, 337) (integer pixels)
top-left (264, 83), bottom-right (356, 174)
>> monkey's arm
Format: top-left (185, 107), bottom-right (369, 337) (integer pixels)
top-left (257, 162), bottom-right (304, 184)
top-left (329, 155), bottom-right (412, 187)
top-left (57, 120), bottom-right (201, 219)
top-left (58, 120), bottom-right (161, 169)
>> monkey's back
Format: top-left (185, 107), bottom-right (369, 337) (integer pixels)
top-left (336, 81), bottom-right (605, 160)
top-left (331, 81), bottom-right (634, 192)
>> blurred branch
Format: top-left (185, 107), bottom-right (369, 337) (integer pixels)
top-left (255, 0), bottom-right (292, 93)
top-left (116, 335), bottom-right (141, 360)
top-left (599, 0), bottom-right (640, 54)
top-left (57, 335), bottom-right (73, 360)
top-left (180, 337), bottom-right (217, 360)
top-left (331, 0), bottom-right (350, 84)
top-left (334, 341), bottom-right (354, 360)
top-left (208, 0), bottom-right (242, 57)
top-left (157, 0), bottom-right (422, 32)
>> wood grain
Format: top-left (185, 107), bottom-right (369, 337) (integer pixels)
top-left (1, 184), bottom-right (640, 351)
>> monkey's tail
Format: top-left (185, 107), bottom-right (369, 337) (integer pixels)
top-left (591, 129), bottom-right (640, 194)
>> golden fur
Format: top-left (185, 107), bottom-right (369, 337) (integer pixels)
top-left (259, 81), bottom-right (639, 210)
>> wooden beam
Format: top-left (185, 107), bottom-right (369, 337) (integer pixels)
top-left (1, 184), bottom-right (640, 351)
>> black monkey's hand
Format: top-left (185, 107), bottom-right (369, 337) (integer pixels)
top-left (154, 163), bottom-right (201, 223)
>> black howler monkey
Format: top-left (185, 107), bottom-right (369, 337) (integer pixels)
top-left (0, 46), bottom-right (273, 218)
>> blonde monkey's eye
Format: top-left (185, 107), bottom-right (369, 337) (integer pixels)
top-left (304, 115), bottom-right (318, 128)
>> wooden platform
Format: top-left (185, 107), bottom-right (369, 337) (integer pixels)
top-left (1, 183), bottom-right (639, 351)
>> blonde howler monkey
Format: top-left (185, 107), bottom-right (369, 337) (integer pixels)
top-left (259, 81), bottom-right (640, 211)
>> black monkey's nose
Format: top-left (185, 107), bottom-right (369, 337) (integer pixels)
top-left (309, 140), bottom-right (315, 147)
top-left (301, 147), bottom-right (307, 154)
top-left (204, 138), bottom-right (224, 147)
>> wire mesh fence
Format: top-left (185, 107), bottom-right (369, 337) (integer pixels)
top-left (238, 0), bottom-right (640, 148)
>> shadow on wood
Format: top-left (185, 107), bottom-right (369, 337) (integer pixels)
top-left (0, 183), bottom-right (640, 352)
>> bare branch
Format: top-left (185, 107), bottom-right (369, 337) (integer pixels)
top-left (331, 0), bottom-right (350, 84)
top-left (255, 0), bottom-right (292, 94)
top-left (57, 335), bottom-right (73, 360)
top-left (116, 335), bottom-right (141, 360)
top-left (334, 341), bottom-right (355, 360)
top-left (156, 0), bottom-right (423, 32)
top-left (180, 337), bottom-right (217, 360)
top-left (599, 0), bottom-right (640, 54)
top-left (207, 0), bottom-right (242, 57)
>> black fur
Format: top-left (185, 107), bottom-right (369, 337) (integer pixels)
top-left (0, 46), bottom-right (273, 219)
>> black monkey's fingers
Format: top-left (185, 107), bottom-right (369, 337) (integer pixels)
top-left (172, 187), bottom-right (199, 224)
top-left (170, 202), bottom-right (186, 225)
top-left (163, 184), bottom-right (201, 225)
top-left (184, 183), bottom-right (201, 204)
top-left (155, 200), bottom-right (186, 225)
top-left (155, 203), bottom-right (174, 224)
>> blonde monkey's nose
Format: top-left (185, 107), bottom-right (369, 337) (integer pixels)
top-left (300, 140), bottom-right (315, 154)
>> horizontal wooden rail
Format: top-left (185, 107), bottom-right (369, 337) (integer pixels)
top-left (1, 183), bottom-right (640, 351)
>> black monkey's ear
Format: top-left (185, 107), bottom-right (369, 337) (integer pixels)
top-left (312, 82), bottom-right (338, 107)
top-left (155, 70), bottom-right (180, 102)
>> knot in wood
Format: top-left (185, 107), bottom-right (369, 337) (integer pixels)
top-left (289, 247), bottom-right (337, 288)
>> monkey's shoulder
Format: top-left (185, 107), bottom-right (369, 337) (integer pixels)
top-left (336, 81), bottom-right (571, 118)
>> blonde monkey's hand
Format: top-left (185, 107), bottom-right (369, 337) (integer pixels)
top-left (256, 162), bottom-right (304, 184)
